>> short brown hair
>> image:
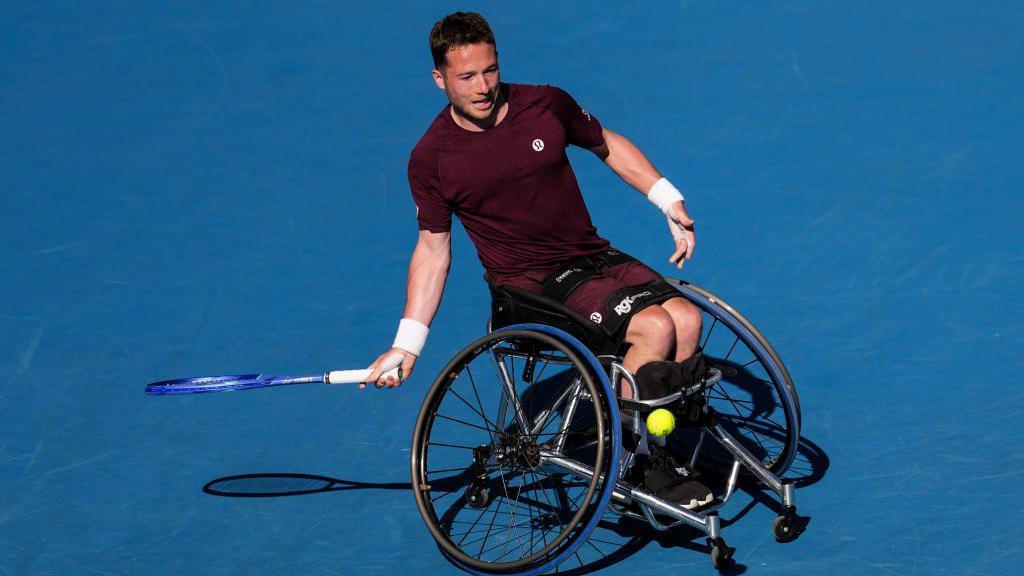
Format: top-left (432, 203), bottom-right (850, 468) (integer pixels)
top-left (429, 12), bottom-right (496, 69)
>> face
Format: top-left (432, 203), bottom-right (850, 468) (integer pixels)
top-left (433, 42), bottom-right (501, 124)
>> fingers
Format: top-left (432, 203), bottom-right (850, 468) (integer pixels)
top-left (361, 349), bottom-right (410, 390)
top-left (669, 241), bottom-right (687, 268)
top-left (667, 215), bottom-right (695, 269)
top-left (360, 354), bottom-right (389, 390)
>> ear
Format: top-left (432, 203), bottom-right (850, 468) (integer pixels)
top-left (432, 68), bottom-right (445, 91)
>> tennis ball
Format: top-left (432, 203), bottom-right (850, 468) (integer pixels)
top-left (646, 408), bottom-right (676, 437)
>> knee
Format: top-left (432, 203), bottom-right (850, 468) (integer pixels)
top-left (626, 305), bottom-right (677, 347)
top-left (665, 298), bottom-right (702, 335)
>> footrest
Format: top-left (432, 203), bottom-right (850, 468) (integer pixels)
top-left (617, 367), bottom-right (722, 413)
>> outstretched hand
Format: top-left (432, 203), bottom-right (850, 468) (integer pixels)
top-left (666, 202), bottom-right (695, 269)
top-left (363, 347), bottom-right (418, 390)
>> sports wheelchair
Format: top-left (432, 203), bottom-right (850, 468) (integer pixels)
top-left (411, 277), bottom-right (801, 573)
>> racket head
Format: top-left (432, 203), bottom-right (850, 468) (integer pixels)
top-left (145, 374), bottom-right (270, 395)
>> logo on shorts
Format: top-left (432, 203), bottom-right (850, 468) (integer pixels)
top-left (532, 139), bottom-right (545, 151)
top-left (555, 268), bottom-right (582, 283)
top-left (614, 291), bottom-right (653, 316)
top-left (590, 312), bottom-right (603, 324)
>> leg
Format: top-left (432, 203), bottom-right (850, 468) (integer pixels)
top-left (620, 305), bottom-right (676, 399)
top-left (660, 296), bottom-right (703, 361)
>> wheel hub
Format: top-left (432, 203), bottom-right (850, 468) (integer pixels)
top-left (494, 436), bottom-right (542, 469)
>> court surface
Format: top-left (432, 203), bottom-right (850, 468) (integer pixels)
top-left (2, 1), bottom-right (1022, 574)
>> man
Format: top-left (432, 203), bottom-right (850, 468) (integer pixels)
top-left (365, 12), bottom-right (711, 508)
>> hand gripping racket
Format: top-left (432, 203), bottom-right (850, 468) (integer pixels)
top-left (145, 356), bottom-right (402, 396)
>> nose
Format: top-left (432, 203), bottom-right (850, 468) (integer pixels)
top-left (474, 74), bottom-right (489, 95)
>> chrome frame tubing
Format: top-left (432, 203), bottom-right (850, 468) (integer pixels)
top-left (486, 321), bottom-right (797, 536)
top-left (542, 451), bottom-right (722, 539)
top-left (490, 345), bottom-right (587, 444)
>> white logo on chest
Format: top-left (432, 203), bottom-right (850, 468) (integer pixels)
top-left (532, 139), bottom-right (545, 151)
top-left (590, 312), bottom-right (603, 324)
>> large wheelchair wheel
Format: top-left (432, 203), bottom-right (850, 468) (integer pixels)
top-left (667, 279), bottom-right (801, 475)
top-left (412, 324), bottom-right (621, 575)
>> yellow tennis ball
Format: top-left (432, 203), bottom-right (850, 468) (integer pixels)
top-left (646, 408), bottom-right (676, 437)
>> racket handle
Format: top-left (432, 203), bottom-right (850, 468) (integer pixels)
top-left (326, 350), bottom-right (404, 385)
top-left (325, 364), bottom-right (402, 384)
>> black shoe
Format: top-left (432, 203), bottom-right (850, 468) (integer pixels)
top-left (640, 444), bottom-right (713, 510)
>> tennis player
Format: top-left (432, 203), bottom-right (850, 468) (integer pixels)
top-left (366, 12), bottom-right (711, 508)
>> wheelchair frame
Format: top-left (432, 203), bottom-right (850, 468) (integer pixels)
top-left (411, 279), bottom-right (802, 573)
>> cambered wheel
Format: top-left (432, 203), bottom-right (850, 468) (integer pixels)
top-left (668, 279), bottom-right (801, 475)
top-left (411, 326), bottom-right (621, 575)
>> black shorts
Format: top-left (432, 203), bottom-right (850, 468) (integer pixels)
top-left (494, 249), bottom-right (683, 341)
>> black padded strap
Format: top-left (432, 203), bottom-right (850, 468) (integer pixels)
top-left (540, 249), bottom-right (638, 303)
top-left (493, 282), bottom-right (609, 345)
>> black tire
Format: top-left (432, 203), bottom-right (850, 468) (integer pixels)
top-left (411, 328), bottom-right (619, 574)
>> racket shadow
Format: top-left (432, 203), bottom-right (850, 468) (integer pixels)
top-left (203, 473), bottom-right (412, 498)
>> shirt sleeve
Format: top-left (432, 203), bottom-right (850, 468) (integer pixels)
top-left (407, 147), bottom-right (452, 233)
top-left (547, 86), bottom-right (605, 149)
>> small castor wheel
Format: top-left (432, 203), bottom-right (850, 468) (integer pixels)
top-left (708, 537), bottom-right (734, 570)
top-left (772, 506), bottom-right (799, 542)
top-left (466, 486), bottom-right (490, 509)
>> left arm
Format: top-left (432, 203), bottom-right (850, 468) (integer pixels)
top-left (589, 128), bottom-right (696, 268)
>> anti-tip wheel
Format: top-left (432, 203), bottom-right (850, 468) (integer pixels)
top-left (709, 539), bottom-right (734, 570)
top-left (772, 514), bottom-right (798, 542)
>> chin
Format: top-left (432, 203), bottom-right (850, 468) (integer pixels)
top-left (458, 105), bottom-right (490, 120)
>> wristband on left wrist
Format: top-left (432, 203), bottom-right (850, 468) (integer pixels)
top-left (647, 178), bottom-right (685, 215)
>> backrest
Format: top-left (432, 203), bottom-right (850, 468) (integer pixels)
top-left (486, 278), bottom-right (624, 356)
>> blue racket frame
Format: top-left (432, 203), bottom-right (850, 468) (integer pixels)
top-left (145, 374), bottom-right (323, 395)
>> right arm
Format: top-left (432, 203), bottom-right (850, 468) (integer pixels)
top-left (364, 229), bottom-right (451, 389)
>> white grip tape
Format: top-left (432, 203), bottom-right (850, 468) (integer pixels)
top-left (326, 367), bottom-right (399, 384)
top-left (393, 318), bottom-right (429, 356)
top-left (326, 350), bottom-right (404, 384)
top-left (647, 178), bottom-right (684, 214)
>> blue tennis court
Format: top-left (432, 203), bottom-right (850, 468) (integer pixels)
top-left (2, 1), bottom-right (1021, 574)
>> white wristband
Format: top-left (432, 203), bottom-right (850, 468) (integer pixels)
top-left (393, 318), bottom-right (429, 356)
top-left (647, 178), bottom-right (685, 215)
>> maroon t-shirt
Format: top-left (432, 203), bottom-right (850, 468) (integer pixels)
top-left (408, 83), bottom-right (611, 282)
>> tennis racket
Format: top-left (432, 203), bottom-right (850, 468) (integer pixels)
top-left (145, 358), bottom-right (402, 396)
